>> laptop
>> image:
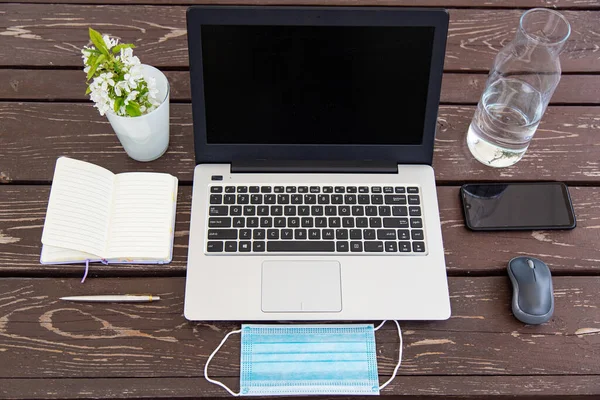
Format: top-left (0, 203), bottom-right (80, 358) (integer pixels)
top-left (184, 6), bottom-right (451, 321)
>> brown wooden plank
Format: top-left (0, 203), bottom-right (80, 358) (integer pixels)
top-left (3, 70), bottom-right (599, 105)
top-left (6, 0), bottom-right (600, 9)
top-left (2, 376), bottom-right (600, 399)
top-left (0, 277), bottom-right (598, 384)
top-left (1, 5), bottom-right (599, 72)
top-left (1, 185), bottom-right (599, 275)
top-left (2, 103), bottom-right (600, 183)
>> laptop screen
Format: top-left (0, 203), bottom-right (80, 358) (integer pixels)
top-left (200, 25), bottom-right (435, 146)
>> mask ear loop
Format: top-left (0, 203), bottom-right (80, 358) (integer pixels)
top-left (204, 328), bottom-right (242, 396)
top-left (375, 320), bottom-right (403, 391)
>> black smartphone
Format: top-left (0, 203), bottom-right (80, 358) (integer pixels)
top-left (460, 182), bottom-right (576, 231)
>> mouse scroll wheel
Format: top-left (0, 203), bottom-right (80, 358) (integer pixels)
top-left (527, 259), bottom-right (535, 269)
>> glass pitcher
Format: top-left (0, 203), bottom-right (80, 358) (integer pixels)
top-left (466, 8), bottom-right (571, 168)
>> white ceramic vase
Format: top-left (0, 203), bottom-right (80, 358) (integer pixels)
top-left (106, 64), bottom-right (170, 162)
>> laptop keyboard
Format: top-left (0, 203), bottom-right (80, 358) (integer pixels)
top-left (205, 185), bottom-right (427, 254)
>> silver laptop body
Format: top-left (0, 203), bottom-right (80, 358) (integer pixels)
top-left (184, 6), bottom-right (451, 321)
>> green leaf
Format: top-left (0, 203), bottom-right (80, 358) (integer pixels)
top-left (114, 97), bottom-right (123, 113)
top-left (126, 102), bottom-right (142, 117)
top-left (111, 43), bottom-right (135, 54)
top-left (86, 53), bottom-right (105, 81)
top-left (85, 86), bottom-right (91, 95)
top-left (89, 27), bottom-right (109, 56)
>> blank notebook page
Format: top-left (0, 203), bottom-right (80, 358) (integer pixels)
top-left (42, 157), bottom-right (114, 256)
top-left (106, 172), bottom-right (176, 260)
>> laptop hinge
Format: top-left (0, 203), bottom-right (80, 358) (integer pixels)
top-left (231, 160), bottom-right (398, 174)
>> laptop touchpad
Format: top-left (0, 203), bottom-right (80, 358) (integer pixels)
top-left (261, 261), bottom-right (342, 313)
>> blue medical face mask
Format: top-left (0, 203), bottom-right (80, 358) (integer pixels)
top-left (204, 321), bottom-right (403, 396)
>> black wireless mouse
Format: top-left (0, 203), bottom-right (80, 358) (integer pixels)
top-left (507, 256), bottom-right (554, 324)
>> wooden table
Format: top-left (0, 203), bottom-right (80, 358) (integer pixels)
top-left (2, 0), bottom-right (600, 398)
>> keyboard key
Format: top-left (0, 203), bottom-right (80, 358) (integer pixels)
top-left (352, 206), bottom-right (364, 216)
top-left (356, 217), bottom-right (368, 228)
top-left (332, 195), bottom-right (343, 204)
top-left (409, 206), bottom-right (421, 216)
top-left (310, 186), bottom-right (320, 193)
top-left (336, 229), bottom-right (349, 239)
top-left (210, 194), bottom-right (223, 204)
top-left (239, 241), bottom-right (251, 252)
top-left (378, 206), bottom-right (391, 216)
top-left (264, 194), bottom-right (276, 204)
top-left (358, 186), bottom-right (369, 193)
top-left (408, 195), bottom-right (420, 205)
top-left (224, 194), bottom-right (236, 204)
top-left (295, 229), bottom-right (307, 239)
top-left (207, 241), bottom-right (224, 252)
top-left (410, 218), bottom-right (423, 229)
top-left (383, 218), bottom-right (409, 228)
top-left (249, 186), bottom-right (260, 193)
top-left (288, 217), bottom-right (300, 228)
top-left (347, 186), bottom-right (357, 193)
top-left (281, 229), bottom-right (293, 239)
top-left (250, 194), bottom-right (262, 204)
top-left (271, 206), bottom-right (283, 216)
top-left (274, 186), bottom-right (284, 193)
top-left (413, 242), bottom-right (426, 252)
top-left (335, 186), bottom-right (345, 193)
top-left (208, 229), bottom-right (237, 240)
top-left (304, 194), bottom-right (316, 204)
top-left (385, 241), bottom-right (398, 252)
top-left (291, 194), bottom-right (303, 204)
top-left (392, 206), bottom-right (408, 216)
top-left (225, 186), bottom-right (235, 193)
top-left (399, 241), bottom-right (411, 252)
top-left (325, 206), bottom-right (337, 216)
top-left (233, 217), bottom-right (245, 228)
top-left (344, 195), bottom-right (357, 204)
top-left (350, 229), bottom-right (362, 239)
top-left (398, 229), bottom-right (410, 240)
top-left (210, 186), bottom-right (223, 193)
top-left (230, 206), bottom-right (242, 216)
top-left (237, 186), bottom-right (248, 193)
top-left (285, 206), bottom-right (296, 216)
top-left (267, 229), bottom-right (279, 240)
top-left (244, 206), bottom-right (256, 216)
top-left (309, 229), bottom-right (321, 239)
top-left (364, 229), bottom-right (376, 240)
top-left (336, 241), bottom-right (349, 252)
top-left (247, 217), bottom-right (259, 228)
top-left (395, 187), bottom-right (406, 193)
top-left (371, 195), bottom-right (384, 204)
top-left (209, 206), bottom-right (228, 216)
top-left (412, 230), bottom-right (424, 240)
top-left (274, 217), bottom-right (286, 227)
top-left (377, 229), bottom-right (396, 240)
top-left (286, 186), bottom-right (296, 193)
top-left (371, 187), bottom-right (382, 193)
top-left (209, 217), bottom-right (231, 228)
top-left (253, 229), bottom-right (265, 239)
top-left (253, 241), bottom-right (266, 252)
top-left (268, 241), bottom-right (335, 252)
top-left (365, 206), bottom-right (377, 216)
top-left (298, 206), bottom-right (310, 216)
top-left (315, 217), bottom-right (327, 227)
top-left (323, 229), bottom-right (335, 240)
top-left (298, 186), bottom-right (308, 193)
top-left (318, 194), bottom-right (330, 204)
top-left (358, 195), bottom-right (370, 204)
top-left (350, 241), bottom-right (363, 252)
top-left (369, 217), bottom-right (382, 228)
top-left (260, 217), bottom-right (273, 227)
top-left (329, 217), bottom-right (341, 228)
top-left (383, 186), bottom-right (394, 193)
top-left (240, 229), bottom-right (252, 239)
top-left (323, 186), bottom-right (333, 193)
top-left (301, 217), bottom-right (313, 227)
top-left (408, 187), bottom-right (419, 193)
top-left (261, 186), bottom-right (272, 193)
top-left (365, 241), bottom-right (384, 252)
top-left (277, 194), bottom-right (290, 204)
top-left (384, 195), bottom-right (406, 205)
top-left (225, 241), bottom-right (237, 252)
top-left (311, 206), bottom-right (324, 216)
top-left (342, 217), bottom-right (354, 228)
top-left (339, 206), bottom-right (350, 216)
top-left (257, 206), bottom-right (269, 216)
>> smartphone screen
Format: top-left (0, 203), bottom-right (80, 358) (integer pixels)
top-left (461, 183), bottom-right (576, 231)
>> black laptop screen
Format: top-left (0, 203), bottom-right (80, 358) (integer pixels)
top-left (200, 25), bottom-right (435, 145)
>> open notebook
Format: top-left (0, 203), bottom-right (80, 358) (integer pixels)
top-left (41, 157), bottom-right (178, 264)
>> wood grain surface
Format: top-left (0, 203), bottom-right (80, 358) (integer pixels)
top-left (2, 103), bottom-right (600, 184)
top-left (1, 185), bottom-right (599, 275)
top-left (2, 70), bottom-right (599, 105)
top-left (0, 277), bottom-right (598, 397)
top-left (1, 5), bottom-right (599, 72)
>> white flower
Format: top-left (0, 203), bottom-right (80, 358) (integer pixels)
top-left (119, 47), bottom-right (141, 68)
top-left (125, 90), bottom-right (139, 105)
top-left (103, 34), bottom-right (118, 49)
top-left (124, 65), bottom-right (143, 88)
top-left (114, 80), bottom-right (129, 97)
